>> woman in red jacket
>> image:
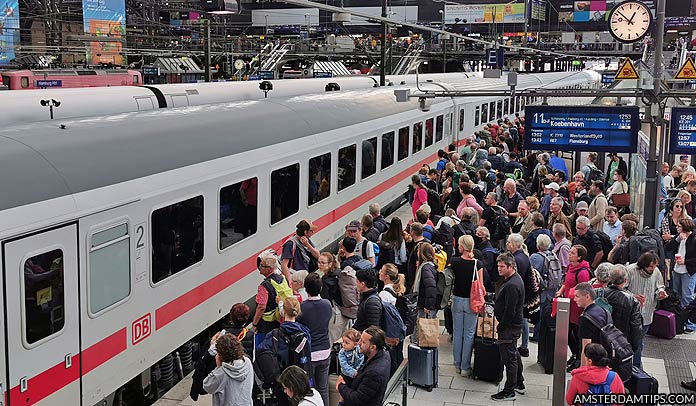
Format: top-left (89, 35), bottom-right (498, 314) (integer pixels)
top-left (566, 343), bottom-right (625, 406)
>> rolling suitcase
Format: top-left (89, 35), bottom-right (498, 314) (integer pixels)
top-left (625, 366), bottom-right (658, 400)
top-left (407, 344), bottom-right (438, 391)
top-left (444, 306), bottom-right (453, 335)
top-left (648, 310), bottom-right (677, 339)
top-left (536, 304), bottom-right (555, 374)
top-left (473, 337), bottom-right (503, 383)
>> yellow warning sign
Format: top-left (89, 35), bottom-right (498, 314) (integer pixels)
top-left (614, 58), bottom-right (640, 80)
top-left (675, 57), bottom-right (696, 80)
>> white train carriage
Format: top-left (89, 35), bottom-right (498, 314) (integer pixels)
top-left (0, 72), bottom-right (479, 128)
top-left (0, 70), bottom-right (599, 406)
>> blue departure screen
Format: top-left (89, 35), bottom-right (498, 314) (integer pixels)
top-left (670, 107), bottom-right (696, 155)
top-left (524, 106), bottom-right (640, 153)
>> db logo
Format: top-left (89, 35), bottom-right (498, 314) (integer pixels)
top-left (132, 313), bottom-right (152, 345)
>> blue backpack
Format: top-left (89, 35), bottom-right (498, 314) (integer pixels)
top-left (372, 296), bottom-right (406, 341)
top-left (585, 370), bottom-right (616, 406)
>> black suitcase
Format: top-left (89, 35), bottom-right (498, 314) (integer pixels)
top-left (625, 366), bottom-right (658, 397)
top-left (536, 305), bottom-right (555, 374)
top-left (473, 337), bottom-right (503, 383)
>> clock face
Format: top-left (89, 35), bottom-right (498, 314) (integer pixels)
top-left (608, 1), bottom-right (652, 43)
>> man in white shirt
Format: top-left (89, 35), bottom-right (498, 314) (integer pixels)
top-left (345, 220), bottom-right (376, 266)
top-left (602, 207), bottom-right (622, 245)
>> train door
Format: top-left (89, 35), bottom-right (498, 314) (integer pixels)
top-left (0, 251), bottom-right (6, 406)
top-left (3, 225), bottom-right (81, 405)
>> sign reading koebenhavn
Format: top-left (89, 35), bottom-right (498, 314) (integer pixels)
top-left (669, 107), bottom-right (696, 154)
top-left (524, 106), bottom-right (640, 153)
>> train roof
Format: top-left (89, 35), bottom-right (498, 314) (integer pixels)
top-left (0, 71), bottom-right (597, 212)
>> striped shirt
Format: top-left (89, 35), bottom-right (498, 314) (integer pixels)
top-left (626, 264), bottom-right (665, 325)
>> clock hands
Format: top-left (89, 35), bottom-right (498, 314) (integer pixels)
top-left (628, 11), bottom-right (637, 25)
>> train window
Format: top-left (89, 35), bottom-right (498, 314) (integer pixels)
top-left (481, 103), bottom-right (488, 123)
top-left (424, 118), bottom-right (434, 148)
top-left (381, 131), bottom-right (395, 170)
top-left (412, 122), bottom-right (423, 153)
top-left (459, 109), bottom-right (465, 132)
top-left (21, 77), bottom-right (29, 88)
top-left (220, 177), bottom-right (258, 249)
top-left (23, 249), bottom-right (65, 344)
top-left (89, 224), bottom-right (131, 314)
top-left (361, 137), bottom-right (378, 179)
top-left (2, 75), bottom-right (9, 87)
top-left (398, 127), bottom-right (409, 161)
top-left (151, 195), bottom-right (204, 284)
top-left (308, 154), bottom-right (331, 206)
top-left (338, 145), bottom-right (356, 191)
top-left (133, 75), bottom-right (140, 85)
top-left (474, 106), bottom-right (480, 126)
top-left (271, 164), bottom-right (300, 223)
top-left (436, 115), bottom-right (444, 142)
top-left (497, 100), bottom-right (503, 119)
top-left (489, 102), bottom-right (496, 120)
top-left (504, 98), bottom-right (509, 116)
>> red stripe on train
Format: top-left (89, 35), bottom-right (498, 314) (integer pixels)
top-left (155, 151), bottom-right (441, 329)
top-left (82, 328), bottom-right (128, 374)
top-left (9, 354), bottom-right (81, 405)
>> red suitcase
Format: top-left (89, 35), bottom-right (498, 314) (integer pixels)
top-left (648, 310), bottom-right (676, 339)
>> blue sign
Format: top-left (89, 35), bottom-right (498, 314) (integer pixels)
top-left (313, 71), bottom-right (333, 78)
top-left (248, 75), bottom-right (260, 81)
top-left (524, 106), bottom-right (640, 153)
top-left (0, 0), bottom-right (19, 64)
top-left (82, 0), bottom-right (126, 64)
top-left (601, 72), bottom-right (616, 84)
top-left (143, 66), bottom-right (159, 75)
top-left (258, 70), bottom-right (274, 80)
top-left (35, 80), bottom-right (63, 88)
top-left (669, 107), bottom-right (696, 155)
top-left (487, 49), bottom-right (505, 68)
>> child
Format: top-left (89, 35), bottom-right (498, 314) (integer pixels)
top-left (338, 328), bottom-right (364, 383)
top-left (337, 328), bottom-right (365, 406)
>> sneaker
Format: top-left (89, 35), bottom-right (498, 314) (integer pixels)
top-left (460, 369), bottom-right (473, 377)
top-left (491, 390), bottom-right (516, 401)
top-left (518, 347), bottom-right (529, 357)
top-left (515, 383), bottom-right (526, 395)
top-left (685, 328), bottom-right (695, 334)
top-left (455, 368), bottom-right (461, 375)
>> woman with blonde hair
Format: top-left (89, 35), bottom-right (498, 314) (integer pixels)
top-left (378, 262), bottom-right (407, 375)
top-left (450, 235), bottom-right (482, 377)
top-left (525, 196), bottom-right (540, 213)
top-left (411, 242), bottom-right (439, 345)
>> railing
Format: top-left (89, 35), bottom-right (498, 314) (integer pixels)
top-left (382, 359), bottom-right (408, 406)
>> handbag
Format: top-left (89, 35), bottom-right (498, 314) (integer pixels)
top-left (416, 317), bottom-right (440, 348)
top-left (469, 259), bottom-right (486, 314)
top-left (611, 183), bottom-right (630, 207)
top-left (475, 303), bottom-right (498, 339)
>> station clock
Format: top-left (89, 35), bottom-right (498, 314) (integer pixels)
top-left (607, 0), bottom-right (653, 43)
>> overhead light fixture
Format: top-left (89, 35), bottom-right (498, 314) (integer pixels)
top-left (202, 0), bottom-right (239, 14)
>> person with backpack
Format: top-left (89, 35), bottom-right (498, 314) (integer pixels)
top-left (556, 245), bottom-right (592, 371)
top-left (378, 264), bottom-right (407, 375)
top-left (573, 216), bottom-right (605, 270)
top-left (450, 235), bottom-right (482, 377)
top-left (598, 265), bottom-right (643, 364)
top-left (588, 181), bottom-right (609, 232)
top-left (551, 223), bottom-right (572, 273)
top-left (500, 178), bottom-right (524, 220)
top-left (475, 226), bottom-right (500, 291)
top-left (361, 214), bottom-right (381, 243)
top-left (529, 234), bottom-right (563, 342)
top-left (353, 269), bottom-right (383, 332)
top-left (565, 343), bottom-right (625, 406)
top-left (253, 254), bottom-right (292, 347)
top-left (256, 297), bottom-right (313, 403)
top-left (506, 233), bottom-right (535, 358)
top-left (297, 273), bottom-right (333, 406)
top-left (281, 220), bottom-right (321, 282)
top-left (344, 221), bottom-right (376, 267)
top-left (480, 192), bottom-right (510, 248)
top-left (317, 252), bottom-right (352, 343)
top-left (369, 202), bottom-right (389, 235)
top-left (524, 212), bottom-right (554, 255)
top-left (457, 183), bottom-right (484, 218)
top-left (405, 223), bottom-right (430, 293)
top-left (672, 218), bottom-right (696, 333)
top-left (548, 197), bottom-right (573, 239)
top-left (411, 242), bottom-right (439, 345)
top-left (581, 152), bottom-right (602, 183)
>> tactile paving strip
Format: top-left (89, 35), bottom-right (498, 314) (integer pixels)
top-left (665, 359), bottom-right (693, 393)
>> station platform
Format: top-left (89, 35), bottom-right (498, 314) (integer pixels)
top-left (154, 324), bottom-right (688, 406)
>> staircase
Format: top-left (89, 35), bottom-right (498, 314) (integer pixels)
top-left (391, 43), bottom-right (425, 75)
top-left (257, 43), bottom-right (293, 74)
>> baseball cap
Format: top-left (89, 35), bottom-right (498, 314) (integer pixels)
top-left (345, 220), bottom-right (361, 231)
top-left (576, 201), bottom-right (589, 210)
top-left (545, 182), bottom-right (560, 191)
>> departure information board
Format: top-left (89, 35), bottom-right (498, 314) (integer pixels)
top-left (524, 106), bottom-right (640, 153)
top-left (670, 107), bottom-right (696, 155)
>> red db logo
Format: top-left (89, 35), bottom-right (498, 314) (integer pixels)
top-left (132, 313), bottom-right (152, 345)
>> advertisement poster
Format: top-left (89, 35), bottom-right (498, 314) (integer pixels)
top-left (83, 0), bottom-right (126, 64)
top-left (558, 0), bottom-right (654, 23)
top-left (0, 0), bottom-right (19, 64)
top-left (445, 3), bottom-right (525, 24)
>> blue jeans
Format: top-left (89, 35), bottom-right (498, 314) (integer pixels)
top-left (310, 357), bottom-right (331, 406)
top-left (452, 296), bottom-right (478, 371)
top-left (633, 324), bottom-right (650, 368)
top-left (520, 319), bottom-right (529, 350)
top-left (672, 272), bottom-right (696, 330)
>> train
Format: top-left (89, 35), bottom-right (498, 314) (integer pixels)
top-left (0, 69), bottom-right (600, 406)
top-left (0, 72), bottom-right (481, 127)
top-left (1, 69), bottom-right (142, 90)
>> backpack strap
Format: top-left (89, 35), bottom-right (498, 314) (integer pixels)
top-left (384, 287), bottom-right (398, 299)
top-left (362, 239), bottom-right (369, 259)
top-left (605, 370), bottom-right (616, 386)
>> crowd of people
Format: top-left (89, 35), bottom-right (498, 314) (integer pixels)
top-left (186, 114), bottom-right (696, 406)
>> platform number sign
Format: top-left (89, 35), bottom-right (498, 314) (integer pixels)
top-left (132, 313), bottom-right (152, 345)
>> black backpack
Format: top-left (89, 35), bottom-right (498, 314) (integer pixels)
top-left (386, 288), bottom-right (418, 336)
top-left (629, 228), bottom-right (666, 271)
top-left (594, 231), bottom-right (614, 263)
top-left (587, 165), bottom-right (604, 183)
top-left (489, 206), bottom-right (511, 241)
top-left (582, 308), bottom-right (634, 381)
top-left (426, 188), bottom-right (442, 217)
top-left (376, 240), bottom-right (396, 267)
top-left (276, 329), bottom-right (312, 376)
top-left (437, 222), bottom-right (455, 258)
